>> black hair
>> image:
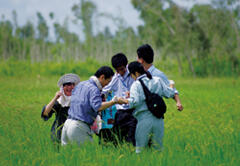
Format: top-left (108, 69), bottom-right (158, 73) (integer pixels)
top-left (94, 66), bottom-right (114, 79)
top-left (128, 61), bottom-right (152, 79)
top-left (137, 44), bottom-right (154, 64)
top-left (111, 53), bottom-right (128, 69)
top-left (63, 82), bottom-right (74, 87)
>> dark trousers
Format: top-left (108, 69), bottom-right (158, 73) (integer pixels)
top-left (112, 109), bottom-right (137, 146)
top-left (99, 128), bottom-right (116, 145)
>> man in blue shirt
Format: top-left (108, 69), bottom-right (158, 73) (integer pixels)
top-left (61, 66), bottom-right (121, 146)
top-left (102, 53), bottom-right (137, 146)
top-left (136, 44), bottom-right (183, 111)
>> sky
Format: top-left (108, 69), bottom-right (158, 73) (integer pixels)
top-left (0, 0), bottom-right (211, 40)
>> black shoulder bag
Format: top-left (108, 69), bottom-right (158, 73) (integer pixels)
top-left (138, 78), bottom-right (166, 119)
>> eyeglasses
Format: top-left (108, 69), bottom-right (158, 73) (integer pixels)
top-left (63, 82), bottom-right (75, 87)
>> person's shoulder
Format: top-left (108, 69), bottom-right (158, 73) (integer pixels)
top-left (79, 79), bottom-right (92, 86)
top-left (151, 67), bottom-right (168, 80)
top-left (74, 79), bottom-right (94, 91)
top-left (150, 76), bottom-right (160, 83)
top-left (152, 66), bottom-right (164, 75)
top-left (87, 80), bottom-right (99, 89)
top-left (152, 76), bottom-right (160, 80)
top-left (111, 73), bottom-right (119, 82)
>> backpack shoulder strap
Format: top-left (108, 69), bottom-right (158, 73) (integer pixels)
top-left (138, 78), bottom-right (151, 99)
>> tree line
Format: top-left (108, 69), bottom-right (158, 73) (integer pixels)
top-left (0, 0), bottom-right (239, 77)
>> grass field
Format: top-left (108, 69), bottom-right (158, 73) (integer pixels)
top-left (0, 75), bottom-right (239, 166)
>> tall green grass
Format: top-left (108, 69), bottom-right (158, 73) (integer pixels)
top-left (0, 75), bottom-right (239, 165)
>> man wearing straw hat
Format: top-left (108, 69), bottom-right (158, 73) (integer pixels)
top-left (41, 73), bottom-right (80, 145)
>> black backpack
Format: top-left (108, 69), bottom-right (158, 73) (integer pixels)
top-left (138, 78), bottom-right (166, 119)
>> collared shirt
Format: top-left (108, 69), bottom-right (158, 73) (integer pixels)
top-left (102, 70), bottom-right (134, 110)
top-left (127, 74), bottom-right (175, 118)
top-left (148, 65), bottom-right (178, 94)
top-left (68, 78), bottom-right (102, 125)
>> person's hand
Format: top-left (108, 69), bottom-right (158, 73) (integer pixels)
top-left (117, 97), bottom-right (128, 104)
top-left (111, 96), bottom-right (118, 104)
top-left (125, 91), bottom-right (130, 98)
top-left (176, 102), bottom-right (183, 111)
top-left (55, 91), bottom-right (63, 99)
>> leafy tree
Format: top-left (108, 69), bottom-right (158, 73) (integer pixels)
top-left (36, 12), bottom-right (48, 40)
top-left (16, 21), bottom-right (35, 39)
top-left (54, 21), bottom-right (79, 43)
top-left (72, 0), bottom-right (96, 42)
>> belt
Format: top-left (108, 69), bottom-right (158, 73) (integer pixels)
top-left (68, 117), bottom-right (91, 127)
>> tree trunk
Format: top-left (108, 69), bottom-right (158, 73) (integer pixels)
top-left (175, 53), bottom-right (183, 75)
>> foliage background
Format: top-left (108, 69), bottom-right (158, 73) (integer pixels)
top-left (0, 0), bottom-right (240, 165)
top-left (0, 0), bottom-right (239, 77)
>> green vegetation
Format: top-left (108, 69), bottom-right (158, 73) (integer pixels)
top-left (0, 0), bottom-right (239, 165)
top-left (0, 75), bottom-right (239, 165)
top-left (0, 0), bottom-right (239, 77)
top-left (0, 58), bottom-right (103, 77)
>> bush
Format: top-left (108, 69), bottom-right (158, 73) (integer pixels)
top-left (0, 58), bottom-right (108, 77)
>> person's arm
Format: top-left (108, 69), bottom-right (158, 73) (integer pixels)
top-left (118, 81), bottom-right (143, 107)
top-left (118, 98), bottom-right (129, 104)
top-left (90, 87), bottom-right (119, 112)
top-left (174, 94), bottom-right (183, 111)
top-left (98, 100), bottom-right (117, 111)
top-left (169, 80), bottom-right (183, 111)
top-left (156, 78), bottom-right (182, 111)
top-left (102, 74), bottom-right (117, 95)
top-left (43, 91), bottom-right (62, 116)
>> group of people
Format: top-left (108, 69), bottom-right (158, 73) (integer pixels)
top-left (41, 44), bottom-right (183, 153)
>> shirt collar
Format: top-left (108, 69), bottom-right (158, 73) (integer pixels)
top-left (147, 65), bottom-right (155, 73)
top-left (117, 69), bottom-right (130, 79)
top-left (136, 74), bottom-right (147, 80)
top-left (90, 76), bottom-right (102, 91)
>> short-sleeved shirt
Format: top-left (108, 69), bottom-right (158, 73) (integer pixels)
top-left (41, 101), bottom-right (69, 142)
top-left (102, 70), bottom-right (134, 110)
top-left (68, 78), bottom-right (102, 125)
top-left (148, 65), bottom-right (178, 94)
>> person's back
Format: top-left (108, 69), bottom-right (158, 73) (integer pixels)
top-left (142, 76), bottom-right (174, 98)
top-left (68, 79), bottom-right (100, 125)
top-left (136, 44), bottom-right (183, 111)
top-left (117, 61), bottom-right (176, 153)
top-left (61, 66), bottom-right (119, 146)
top-left (129, 75), bottom-right (175, 117)
top-left (147, 65), bottom-right (169, 85)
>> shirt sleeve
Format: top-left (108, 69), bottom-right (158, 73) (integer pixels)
top-left (41, 101), bottom-right (60, 121)
top-left (152, 69), bottom-right (179, 95)
top-left (157, 78), bottom-right (175, 98)
top-left (102, 74), bottom-right (118, 95)
top-left (160, 73), bottom-right (179, 95)
top-left (127, 81), bottom-right (144, 109)
top-left (89, 88), bottom-right (102, 112)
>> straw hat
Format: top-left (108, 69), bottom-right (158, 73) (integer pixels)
top-left (57, 73), bottom-right (80, 87)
